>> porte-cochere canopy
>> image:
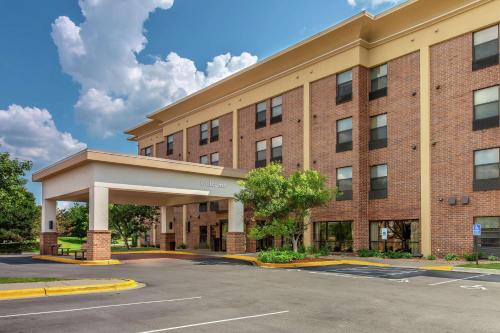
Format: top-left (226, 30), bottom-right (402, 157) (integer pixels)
top-left (33, 149), bottom-right (247, 260)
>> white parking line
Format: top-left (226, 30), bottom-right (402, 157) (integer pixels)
top-left (136, 310), bottom-right (290, 332)
top-left (428, 274), bottom-right (490, 286)
top-left (0, 297), bottom-right (202, 319)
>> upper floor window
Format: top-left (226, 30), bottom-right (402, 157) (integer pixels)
top-left (271, 96), bottom-right (283, 124)
top-left (166, 135), bottom-right (174, 155)
top-left (336, 70), bottom-right (353, 105)
top-left (271, 136), bottom-right (283, 163)
top-left (369, 114), bottom-right (388, 150)
top-left (143, 146), bottom-right (153, 157)
top-left (370, 164), bottom-right (388, 199)
top-left (256, 101), bottom-right (267, 129)
top-left (369, 64), bottom-right (388, 100)
top-left (200, 122), bottom-right (209, 145)
top-left (199, 202), bottom-right (208, 212)
top-left (200, 154), bottom-right (209, 165)
top-left (210, 119), bottom-right (219, 142)
top-left (473, 25), bottom-right (499, 70)
top-left (336, 166), bottom-right (353, 201)
top-left (473, 86), bottom-right (499, 131)
top-left (474, 148), bottom-right (500, 191)
top-left (211, 152), bottom-right (219, 166)
top-left (255, 140), bottom-right (267, 168)
top-left (210, 201), bottom-right (220, 212)
top-left (336, 117), bottom-right (353, 152)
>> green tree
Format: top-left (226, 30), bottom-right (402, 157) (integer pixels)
top-left (236, 163), bottom-right (334, 252)
top-left (58, 204), bottom-right (89, 238)
top-left (109, 204), bottom-right (157, 249)
top-left (0, 151), bottom-right (39, 242)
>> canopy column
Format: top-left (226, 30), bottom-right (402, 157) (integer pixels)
top-left (87, 185), bottom-right (111, 260)
top-left (40, 198), bottom-right (58, 255)
top-left (160, 206), bottom-right (175, 251)
top-left (226, 199), bottom-right (246, 254)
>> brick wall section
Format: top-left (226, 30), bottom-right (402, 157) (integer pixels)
top-left (159, 131), bottom-right (183, 161)
top-left (430, 29), bottom-right (500, 256)
top-left (40, 232), bottom-right (58, 255)
top-left (160, 233), bottom-right (175, 251)
top-left (86, 230), bottom-right (111, 261)
top-left (226, 232), bottom-right (247, 254)
top-left (237, 86), bottom-right (304, 173)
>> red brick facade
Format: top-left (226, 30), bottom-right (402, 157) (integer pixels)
top-left (226, 232), bottom-right (247, 254)
top-left (40, 232), bottom-right (58, 255)
top-left (86, 230), bottom-right (111, 260)
top-left (430, 29), bottom-right (500, 256)
top-left (160, 233), bottom-right (176, 251)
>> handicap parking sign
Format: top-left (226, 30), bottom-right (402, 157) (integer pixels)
top-left (473, 224), bottom-right (481, 236)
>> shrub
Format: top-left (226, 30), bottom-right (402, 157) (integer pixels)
top-left (426, 254), bottom-right (436, 260)
top-left (357, 248), bottom-right (381, 257)
top-left (444, 253), bottom-right (460, 261)
top-left (383, 251), bottom-right (412, 259)
top-left (463, 253), bottom-right (477, 261)
top-left (306, 245), bottom-right (330, 257)
top-left (0, 241), bottom-right (39, 254)
top-left (488, 255), bottom-right (499, 261)
top-left (258, 249), bottom-right (306, 263)
top-left (176, 243), bottom-right (187, 249)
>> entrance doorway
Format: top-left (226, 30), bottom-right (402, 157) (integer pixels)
top-left (209, 220), bottom-right (228, 252)
top-left (199, 226), bottom-right (208, 249)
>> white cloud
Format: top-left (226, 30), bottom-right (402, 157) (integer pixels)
top-left (51, 0), bottom-right (258, 138)
top-left (0, 105), bottom-right (87, 165)
top-left (347, 0), bottom-right (405, 8)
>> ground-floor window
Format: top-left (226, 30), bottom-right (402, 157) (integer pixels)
top-left (476, 217), bottom-right (500, 256)
top-left (370, 220), bottom-right (420, 255)
top-left (313, 221), bottom-right (353, 252)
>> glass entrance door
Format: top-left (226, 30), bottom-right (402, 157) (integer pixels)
top-left (220, 220), bottom-right (228, 252)
top-left (199, 226), bottom-right (208, 249)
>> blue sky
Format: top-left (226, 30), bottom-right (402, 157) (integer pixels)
top-left (0, 0), bottom-right (403, 203)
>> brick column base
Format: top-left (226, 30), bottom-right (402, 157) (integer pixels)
top-left (86, 230), bottom-right (111, 261)
top-left (160, 233), bottom-right (176, 251)
top-left (40, 232), bottom-right (58, 255)
top-left (226, 232), bottom-right (246, 254)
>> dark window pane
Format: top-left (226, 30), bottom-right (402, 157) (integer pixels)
top-left (475, 164), bottom-right (500, 180)
top-left (338, 130), bottom-right (352, 144)
top-left (371, 177), bottom-right (387, 191)
top-left (475, 101), bottom-right (499, 120)
top-left (370, 127), bottom-right (387, 141)
top-left (474, 40), bottom-right (499, 61)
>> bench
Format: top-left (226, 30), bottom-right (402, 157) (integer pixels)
top-left (72, 249), bottom-right (87, 260)
top-left (57, 247), bottom-right (71, 256)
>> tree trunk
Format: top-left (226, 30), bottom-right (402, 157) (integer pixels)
top-left (124, 236), bottom-right (130, 250)
top-left (292, 237), bottom-right (299, 253)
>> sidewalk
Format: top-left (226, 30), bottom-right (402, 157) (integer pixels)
top-left (0, 279), bottom-right (140, 300)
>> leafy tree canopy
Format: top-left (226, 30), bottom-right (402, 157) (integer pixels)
top-left (0, 151), bottom-right (38, 242)
top-left (235, 163), bottom-right (334, 252)
top-left (109, 204), bottom-right (157, 249)
top-left (58, 203), bottom-right (89, 238)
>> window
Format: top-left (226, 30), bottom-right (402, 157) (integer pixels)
top-left (474, 148), bottom-right (500, 191)
top-left (256, 101), bottom-right (267, 128)
top-left (271, 96), bottom-right (282, 124)
top-left (369, 114), bottom-right (388, 150)
top-left (187, 222), bottom-right (191, 233)
top-left (473, 86), bottom-right (499, 131)
top-left (336, 167), bottom-right (352, 201)
top-left (336, 117), bottom-right (353, 152)
top-left (200, 154), bottom-right (209, 165)
top-left (210, 201), bottom-right (219, 212)
top-left (369, 64), bottom-right (388, 100)
top-left (199, 202), bottom-right (208, 212)
top-left (473, 25), bottom-right (499, 70)
top-left (314, 221), bottom-right (353, 252)
top-left (271, 136), bottom-right (283, 163)
top-left (336, 70), bottom-right (353, 104)
top-left (143, 146), bottom-right (152, 157)
top-left (200, 122), bottom-right (209, 145)
top-left (255, 140), bottom-right (267, 168)
top-left (370, 164), bottom-right (388, 199)
top-left (210, 119), bottom-right (219, 142)
top-left (166, 135), bottom-right (174, 155)
top-left (210, 152), bottom-right (219, 166)
top-left (475, 217), bottom-right (500, 256)
top-left (370, 220), bottom-right (420, 255)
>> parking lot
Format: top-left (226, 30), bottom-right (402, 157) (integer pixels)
top-left (1, 255), bottom-right (500, 332)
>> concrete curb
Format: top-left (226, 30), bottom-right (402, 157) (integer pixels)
top-left (223, 255), bottom-right (390, 268)
top-left (32, 255), bottom-right (121, 265)
top-left (0, 279), bottom-right (139, 300)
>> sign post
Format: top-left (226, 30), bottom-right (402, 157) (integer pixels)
top-left (472, 224), bottom-right (481, 265)
top-left (381, 228), bottom-right (388, 253)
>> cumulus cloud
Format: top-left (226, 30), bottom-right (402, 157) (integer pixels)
top-left (51, 0), bottom-right (258, 137)
top-left (0, 105), bottom-right (87, 165)
top-left (347, 0), bottom-right (405, 8)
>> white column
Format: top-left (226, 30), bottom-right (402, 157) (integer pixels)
top-left (41, 199), bottom-right (57, 232)
top-left (228, 199), bottom-right (244, 232)
top-left (89, 186), bottom-right (109, 231)
top-left (160, 206), bottom-right (175, 233)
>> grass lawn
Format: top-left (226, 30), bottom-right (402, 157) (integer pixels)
top-left (111, 246), bottom-right (159, 252)
top-left (0, 277), bottom-right (69, 284)
top-left (459, 263), bottom-right (500, 269)
top-left (58, 237), bottom-right (86, 250)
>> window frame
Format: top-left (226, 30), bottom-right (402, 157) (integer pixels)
top-left (336, 166), bottom-right (353, 201)
top-left (370, 164), bottom-right (388, 199)
top-left (210, 152), bottom-right (219, 166)
top-left (199, 202), bottom-right (208, 213)
top-left (255, 140), bottom-right (267, 168)
top-left (472, 25), bottom-right (499, 71)
top-left (143, 146), bottom-right (153, 157)
top-left (255, 101), bottom-right (267, 129)
top-left (270, 136), bottom-right (283, 163)
top-left (199, 154), bottom-right (209, 165)
top-left (336, 117), bottom-right (353, 152)
top-left (473, 85), bottom-right (499, 131)
top-left (369, 64), bottom-right (388, 100)
top-left (210, 119), bottom-right (219, 142)
top-left (166, 135), bottom-right (174, 156)
top-left (473, 147), bottom-right (500, 191)
top-left (313, 221), bottom-right (353, 252)
top-left (369, 113), bottom-right (388, 150)
top-left (199, 122), bottom-right (209, 145)
top-left (336, 69), bottom-right (353, 105)
top-left (475, 217), bottom-right (500, 255)
top-left (270, 96), bottom-right (283, 124)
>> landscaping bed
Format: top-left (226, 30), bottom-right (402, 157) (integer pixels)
top-left (0, 277), bottom-right (69, 284)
